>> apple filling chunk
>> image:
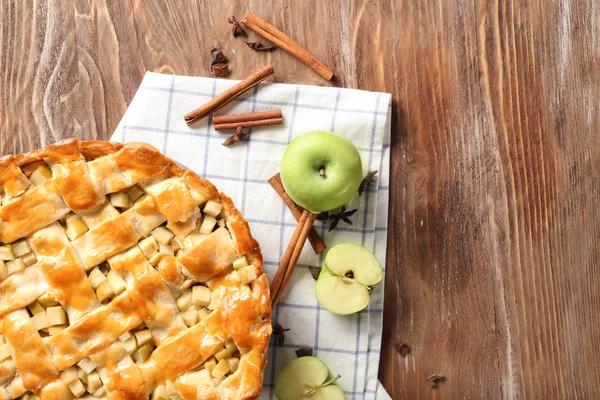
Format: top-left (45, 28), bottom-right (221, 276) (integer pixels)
top-left (10, 240), bottom-right (30, 258)
top-left (77, 358), bottom-right (95, 374)
top-left (232, 256), bottom-right (249, 270)
top-left (199, 215), bottom-right (217, 235)
top-left (58, 360), bottom-right (104, 396)
top-left (127, 327), bottom-right (156, 364)
top-left (134, 329), bottom-right (152, 347)
top-left (139, 236), bottom-right (159, 258)
top-left (109, 191), bottom-right (132, 209)
top-left (227, 357), bottom-right (240, 373)
top-left (151, 385), bottom-right (168, 400)
top-left (211, 359), bottom-right (231, 381)
top-left (88, 267), bottom-right (107, 289)
top-left (198, 307), bottom-right (210, 321)
top-left (65, 215), bottom-right (89, 241)
top-left (28, 301), bottom-right (44, 315)
top-left (28, 297), bottom-right (70, 336)
top-left (106, 270), bottom-right (127, 295)
top-left (126, 185), bottom-right (145, 202)
top-left (176, 290), bottom-right (193, 312)
top-left (86, 371), bottom-right (102, 393)
top-left (203, 357), bottom-right (217, 374)
top-left (181, 309), bottom-right (198, 327)
top-left (5, 258), bottom-right (25, 275)
top-left (119, 331), bottom-right (138, 354)
top-left (96, 281), bottom-right (115, 303)
top-left (237, 265), bottom-right (257, 285)
top-left (0, 246), bottom-right (14, 261)
top-left (192, 285), bottom-right (211, 307)
top-left (202, 200), bottom-right (222, 218)
top-left (38, 293), bottom-right (59, 307)
top-left (215, 347), bottom-right (232, 362)
top-left (224, 339), bottom-right (238, 356)
top-left (164, 380), bottom-right (183, 400)
top-left (21, 252), bottom-right (37, 267)
top-left (31, 312), bottom-right (49, 331)
top-left (46, 306), bottom-right (67, 326)
top-left (132, 342), bottom-right (155, 363)
top-left (151, 226), bottom-right (175, 245)
top-left (60, 366), bottom-right (78, 385)
top-left (29, 165), bottom-right (52, 186)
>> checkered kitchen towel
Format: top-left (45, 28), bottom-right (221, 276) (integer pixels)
top-left (111, 72), bottom-right (392, 400)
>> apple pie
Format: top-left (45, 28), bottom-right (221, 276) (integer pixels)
top-left (0, 139), bottom-right (271, 400)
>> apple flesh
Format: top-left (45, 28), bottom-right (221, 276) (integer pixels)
top-left (280, 130), bottom-right (362, 213)
top-left (274, 356), bottom-right (344, 400)
top-left (315, 243), bottom-right (383, 315)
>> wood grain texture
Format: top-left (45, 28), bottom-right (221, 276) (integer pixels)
top-left (1, 1), bottom-right (600, 398)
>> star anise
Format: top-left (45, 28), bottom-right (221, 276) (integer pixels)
top-left (211, 63), bottom-right (228, 77)
top-left (273, 323), bottom-right (290, 347)
top-left (309, 266), bottom-right (321, 280)
top-left (358, 170), bottom-right (378, 196)
top-left (245, 40), bottom-right (277, 51)
top-left (210, 48), bottom-right (229, 77)
top-left (316, 212), bottom-right (329, 221)
top-left (223, 127), bottom-right (247, 147)
top-left (327, 206), bottom-right (358, 231)
top-left (227, 16), bottom-right (247, 37)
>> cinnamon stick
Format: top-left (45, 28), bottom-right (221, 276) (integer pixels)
top-left (214, 117), bottom-right (283, 131)
top-left (270, 209), bottom-right (310, 302)
top-left (213, 110), bottom-right (282, 125)
top-left (268, 173), bottom-right (326, 254)
top-left (271, 210), bottom-right (317, 307)
top-left (241, 12), bottom-right (334, 80)
top-left (184, 64), bottom-right (274, 126)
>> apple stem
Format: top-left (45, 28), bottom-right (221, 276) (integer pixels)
top-left (303, 375), bottom-right (342, 397)
top-left (319, 167), bottom-right (326, 178)
top-left (322, 375), bottom-right (341, 387)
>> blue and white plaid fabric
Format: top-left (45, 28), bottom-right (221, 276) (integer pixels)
top-left (111, 72), bottom-right (392, 400)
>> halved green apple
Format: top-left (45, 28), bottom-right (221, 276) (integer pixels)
top-left (315, 243), bottom-right (383, 315)
top-left (274, 356), bottom-right (344, 400)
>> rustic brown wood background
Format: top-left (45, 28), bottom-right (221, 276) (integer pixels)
top-left (2, 0), bottom-right (600, 398)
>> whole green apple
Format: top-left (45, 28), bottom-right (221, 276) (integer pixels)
top-left (315, 242), bottom-right (383, 315)
top-left (280, 130), bottom-right (362, 213)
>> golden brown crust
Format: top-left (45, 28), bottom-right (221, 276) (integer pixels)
top-left (113, 142), bottom-right (173, 182)
top-left (42, 140), bottom-right (105, 213)
top-left (180, 170), bottom-right (220, 202)
top-left (2, 310), bottom-right (58, 390)
top-left (30, 223), bottom-right (99, 317)
top-left (95, 345), bottom-right (147, 400)
top-left (41, 138), bottom-right (82, 164)
top-left (0, 156), bottom-right (29, 199)
top-left (79, 140), bottom-right (124, 160)
top-left (0, 180), bottom-right (71, 243)
top-left (178, 227), bottom-right (237, 282)
top-left (0, 138), bottom-right (271, 399)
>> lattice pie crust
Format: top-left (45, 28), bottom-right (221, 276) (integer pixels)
top-left (0, 139), bottom-right (272, 400)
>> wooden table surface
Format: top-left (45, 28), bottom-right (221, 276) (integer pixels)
top-left (2, 1), bottom-right (599, 398)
